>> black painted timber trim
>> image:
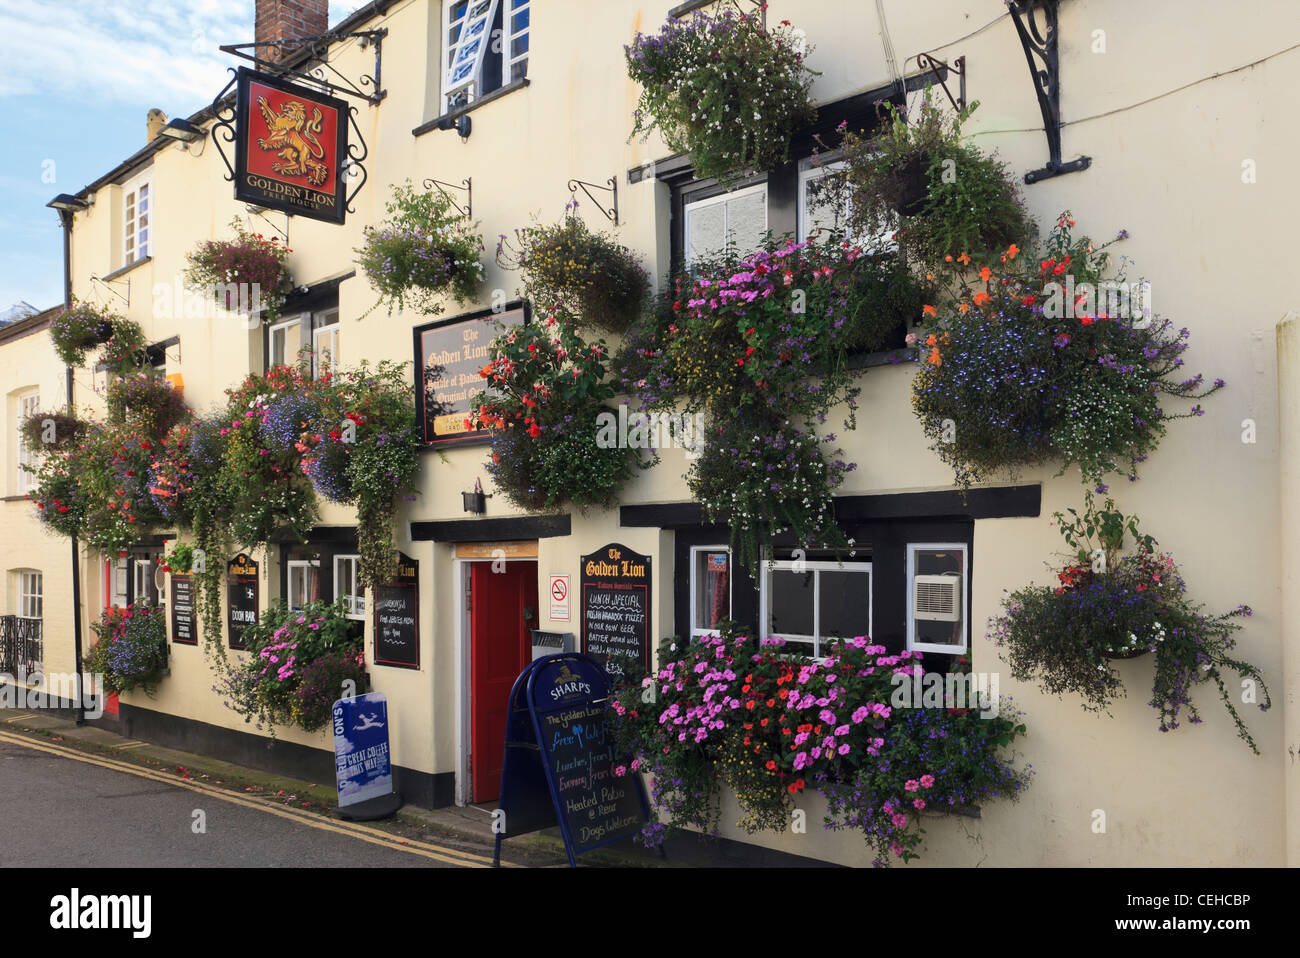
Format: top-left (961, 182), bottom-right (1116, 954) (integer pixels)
top-left (622, 485), bottom-right (1041, 528)
top-left (410, 513), bottom-right (571, 542)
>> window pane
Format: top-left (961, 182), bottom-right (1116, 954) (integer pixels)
top-left (686, 201), bottom-right (726, 264)
top-left (725, 189), bottom-right (767, 255)
top-left (694, 551), bottom-right (730, 631)
top-left (819, 569), bottom-right (870, 641)
top-left (511, 8), bottom-right (529, 32)
top-left (511, 34), bottom-right (528, 58)
top-left (913, 548), bottom-right (965, 648)
top-left (768, 567), bottom-right (814, 637)
top-left (510, 59), bottom-right (528, 81)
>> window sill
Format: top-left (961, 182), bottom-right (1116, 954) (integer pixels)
top-left (412, 78), bottom-right (531, 137)
top-left (102, 256), bottom-right (152, 283)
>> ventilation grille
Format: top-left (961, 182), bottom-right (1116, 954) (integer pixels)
top-left (914, 575), bottom-right (961, 622)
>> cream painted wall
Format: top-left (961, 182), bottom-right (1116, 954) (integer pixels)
top-left (4, 0), bottom-right (1295, 864)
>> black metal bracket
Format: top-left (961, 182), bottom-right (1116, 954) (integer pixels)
top-left (1006, 0), bottom-right (1091, 183)
top-left (910, 53), bottom-right (965, 112)
top-left (423, 177), bottom-right (472, 218)
top-left (212, 70), bottom-right (239, 184)
top-left (342, 106), bottom-right (370, 215)
top-left (244, 207), bottom-right (289, 242)
top-left (218, 29), bottom-right (388, 105)
top-left (567, 177), bottom-right (618, 226)
top-left (89, 273), bottom-right (130, 307)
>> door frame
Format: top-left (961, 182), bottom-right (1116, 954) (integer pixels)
top-left (453, 556), bottom-right (539, 807)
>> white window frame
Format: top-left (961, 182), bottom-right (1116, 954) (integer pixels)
top-left (18, 570), bottom-right (42, 621)
top-left (310, 309), bottom-right (340, 379)
top-left (799, 159), bottom-right (896, 252)
top-left (503, 0), bottom-right (530, 84)
top-left (134, 559), bottom-right (153, 606)
top-left (288, 559), bottom-right (321, 611)
top-left (268, 316), bottom-right (300, 369)
top-left (759, 558), bottom-right (873, 659)
top-left (334, 554), bottom-right (365, 620)
top-left (906, 542), bottom-right (969, 656)
top-left (122, 170), bottom-right (153, 267)
top-left (688, 545), bottom-right (732, 641)
top-left (683, 182), bottom-right (768, 269)
top-left (16, 389), bottom-right (38, 495)
top-left (109, 556), bottom-right (129, 609)
top-left (443, 0), bottom-right (499, 108)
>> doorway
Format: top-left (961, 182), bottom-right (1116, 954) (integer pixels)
top-left (468, 560), bottom-right (538, 803)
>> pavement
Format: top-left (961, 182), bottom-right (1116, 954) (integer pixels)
top-left (0, 706), bottom-right (664, 869)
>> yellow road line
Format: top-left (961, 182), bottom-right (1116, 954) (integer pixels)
top-left (0, 729), bottom-right (511, 868)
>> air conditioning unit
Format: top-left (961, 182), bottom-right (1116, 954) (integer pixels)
top-left (914, 574), bottom-right (962, 622)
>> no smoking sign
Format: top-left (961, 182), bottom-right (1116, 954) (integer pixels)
top-left (549, 574), bottom-right (570, 622)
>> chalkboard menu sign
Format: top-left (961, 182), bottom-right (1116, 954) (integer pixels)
top-left (494, 653), bottom-right (649, 868)
top-left (227, 553), bottom-right (259, 650)
top-left (580, 543), bottom-right (651, 680)
top-left (414, 304), bottom-right (527, 445)
top-left (373, 552), bottom-right (419, 669)
top-left (170, 574), bottom-right (198, 646)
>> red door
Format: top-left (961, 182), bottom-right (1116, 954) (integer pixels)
top-left (470, 561), bottom-right (537, 803)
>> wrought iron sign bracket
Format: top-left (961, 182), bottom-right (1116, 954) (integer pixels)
top-left (910, 53), bottom-right (965, 112)
top-left (567, 177), bottom-right (618, 226)
top-left (244, 206), bottom-right (290, 242)
top-left (342, 106), bottom-right (370, 215)
top-left (423, 177), bottom-right (472, 218)
top-left (1006, 0), bottom-right (1091, 183)
top-left (218, 29), bottom-right (388, 105)
top-left (89, 273), bottom-right (130, 307)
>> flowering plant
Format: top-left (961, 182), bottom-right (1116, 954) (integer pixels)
top-left (620, 238), bottom-right (888, 570)
top-left (835, 92), bottom-right (1034, 263)
top-left (19, 405), bottom-right (89, 454)
top-left (626, 6), bottom-right (817, 185)
top-left (912, 215), bottom-right (1224, 487)
top-left (469, 315), bottom-right (643, 511)
top-left (48, 299), bottom-right (120, 367)
top-left (988, 495), bottom-right (1271, 752)
top-left (609, 630), bottom-right (1031, 865)
top-left (184, 221), bottom-right (294, 321)
top-left (27, 450), bottom-right (86, 538)
top-left (160, 541), bottom-right (194, 575)
top-left (106, 372), bottom-right (188, 437)
top-left (215, 599), bottom-right (364, 735)
top-left (496, 208), bottom-right (649, 334)
top-left (356, 181), bottom-right (485, 316)
top-left (85, 603), bottom-right (169, 695)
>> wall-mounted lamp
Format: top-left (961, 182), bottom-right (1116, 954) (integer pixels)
top-left (159, 118), bottom-right (204, 143)
top-left (437, 113), bottom-right (471, 139)
top-left (46, 194), bottom-right (89, 213)
top-left (463, 477), bottom-right (491, 514)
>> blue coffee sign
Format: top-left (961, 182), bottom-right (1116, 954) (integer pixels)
top-left (332, 691), bottom-right (394, 808)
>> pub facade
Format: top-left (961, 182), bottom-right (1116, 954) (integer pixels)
top-left (6, 0), bottom-right (1299, 866)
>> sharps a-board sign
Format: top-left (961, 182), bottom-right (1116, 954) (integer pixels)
top-left (493, 652), bottom-right (651, 867)
top-left (331, 691), bottom-right (403, 821)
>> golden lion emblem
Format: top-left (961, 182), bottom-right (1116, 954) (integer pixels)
top-left (256, 96), bottom-right (329, 187)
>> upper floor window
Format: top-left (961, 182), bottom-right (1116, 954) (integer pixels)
top-left (15, 388), bottom-right (38, 496)
top-left (759, 557), bottom-right (872, 659)
top-left (689, 546), bottom-right (731, 640)
top-left (123, 171), bottom-right (152, 267)
top-left (683, 183), bottom-right (768, 270)
top-left (443, 0), bottom-right (529, 111)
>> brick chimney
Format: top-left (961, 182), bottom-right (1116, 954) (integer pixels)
top-left (256, 0), bottom-right (329, 61)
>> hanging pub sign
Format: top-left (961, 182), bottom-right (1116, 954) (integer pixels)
top-left (494, 653), bottom-right (649, 868)
top-left (227, 553), bottom-right (260, 650)
top-left (233, 67), bottom-right (349, 224)
top-left (413, 303), bottom-right (528, 445)
top-left (373, 552), bottom-right (420, 669)
top-left (170, 574), bottom-right (198, 646)
top-left (580, 543), bottom-right (651, 680)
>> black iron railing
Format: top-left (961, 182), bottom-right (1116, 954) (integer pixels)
top-left (0, 615), bottom-right (43, 676)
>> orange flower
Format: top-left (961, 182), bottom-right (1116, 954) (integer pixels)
top-left (922, 305), bottom-right (937, 318)
top-left (979, 266), bottom-right (992, 283)
top-left (1007, 243), bottom-right (1020, 259)
top-left (972, 291), bottom-right (992, 307)
top-left (958, 303), bottom-right (970, 315)
top-left (927, 348), bottom-right (942, 366)
top-left (926, 334), bottom-right (937, 347)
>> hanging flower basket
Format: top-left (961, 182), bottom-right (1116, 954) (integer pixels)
top-left (184, 221), bottom-right (294, 321)
top-left (48, 300), bottom-right (129, 368)
top-left (626, 8), bottom-right (818, 186)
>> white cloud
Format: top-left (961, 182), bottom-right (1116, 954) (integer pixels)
top-left (0, 0), bottom-right (255, 112)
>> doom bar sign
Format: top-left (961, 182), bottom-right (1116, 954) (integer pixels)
top-left (234, 68), bottom-right (348, 224)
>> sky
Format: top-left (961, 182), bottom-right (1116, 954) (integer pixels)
top-left (0, 0), bottom-right (369, 313)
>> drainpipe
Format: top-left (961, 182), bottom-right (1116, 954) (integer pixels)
top-left (56, 206), bottom-right (85, 727)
